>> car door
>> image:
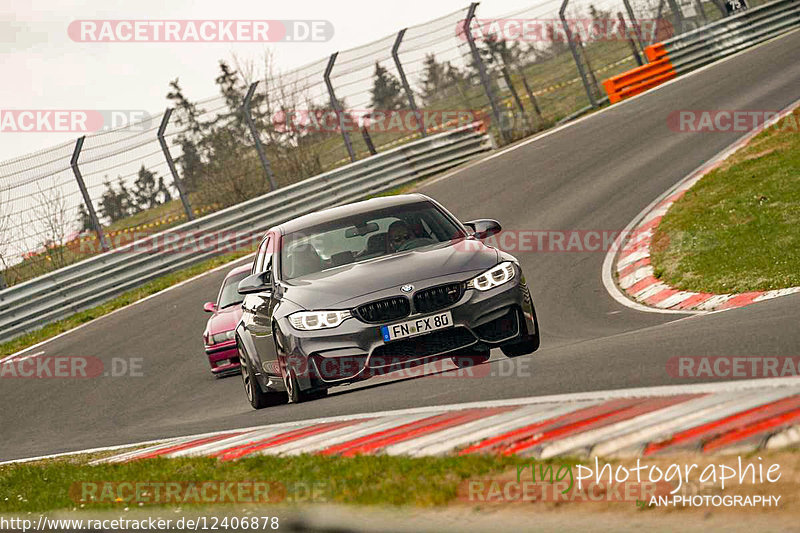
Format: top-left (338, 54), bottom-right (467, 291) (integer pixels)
top-left (241, 234), bottom-right (279, 377)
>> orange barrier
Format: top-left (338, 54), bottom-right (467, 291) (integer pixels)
top-left (602, 42), bottom-right (676, 104)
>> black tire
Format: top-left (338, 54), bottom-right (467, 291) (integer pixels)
top-left (501, 304), bottom-right (540, 358)
top-left (240, 345), bottom-right (286, 409)
top-left (452, 347), bottom-right (491, 368)
top-left (279, 355), bottom-right (327, 404)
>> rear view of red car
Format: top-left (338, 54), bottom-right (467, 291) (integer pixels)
top-left (202, 263), bottom-right (251, 376)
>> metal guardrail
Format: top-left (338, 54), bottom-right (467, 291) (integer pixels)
top-left (660, 0), bottom-right (800, 74)
top-left (0, 124), bottom-right (492, 343)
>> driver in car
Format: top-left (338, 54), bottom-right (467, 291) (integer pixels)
top-left (386, 220), bottom-right (413, 253)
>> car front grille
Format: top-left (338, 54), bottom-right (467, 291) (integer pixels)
top-left (355, 296), bottom-right (410, 324)
top-left (413, 282), bottom-right (464, 314)
top-left (369, 327), bottom-right (476, 365)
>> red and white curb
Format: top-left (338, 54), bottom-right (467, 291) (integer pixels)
top-left (86, 378), bottom-right (800, 464)
top-left (612, 101), bottom-right (800, 313)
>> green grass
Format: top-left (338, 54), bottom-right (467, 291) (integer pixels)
top-left (650, 108), bottom-right (800, 294)
top-left (0, 454), bottom-right (557, 512)
top-left (0, 249), bottom-right (254, 358)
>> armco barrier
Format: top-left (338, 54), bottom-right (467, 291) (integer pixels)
top-left (603, 0), bottom-right (800, 103)
top-left (0, 123), bottom-right (492, 344)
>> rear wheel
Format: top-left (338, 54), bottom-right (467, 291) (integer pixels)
top-left (240, 344), bottom-right (286, 409)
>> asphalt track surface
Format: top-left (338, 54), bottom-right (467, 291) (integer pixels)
top-left (2, 32), bottom-right (799, 462)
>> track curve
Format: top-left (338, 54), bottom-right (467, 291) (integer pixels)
top-left (2, 31), bottom-right (800, 462)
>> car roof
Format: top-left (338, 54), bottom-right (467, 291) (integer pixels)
top-left (224, 263), bottom-right (253, 278)
top-left (273, 193), bottom-right (432, 235)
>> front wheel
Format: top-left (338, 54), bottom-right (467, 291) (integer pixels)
top-left (240, 345), bottom-right (286, 409)
top-left (501, 305), bottom-right (540, 358)
top-left (279, 355), bottom-right (328, 404)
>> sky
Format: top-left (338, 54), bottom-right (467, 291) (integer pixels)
top-left (0, 0), bottom-right (542, 162)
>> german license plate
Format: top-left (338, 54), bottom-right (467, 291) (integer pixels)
top-left (381, 311), bottom-right (453, 342)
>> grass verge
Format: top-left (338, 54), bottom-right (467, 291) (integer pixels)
top-left (0, 249), bottom-right (253, 358)
top-left (651, 107), bottom-right (800, 294)
top-left (0, 454), bottom-right (542, 512)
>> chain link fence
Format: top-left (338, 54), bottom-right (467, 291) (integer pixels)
top-left (0, 0), bottom-right (752, 288)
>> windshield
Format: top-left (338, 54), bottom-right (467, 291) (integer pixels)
top-left (280, 201), bottom-right (465, 280)
top-left (217, 271), bottom-right (250, 309)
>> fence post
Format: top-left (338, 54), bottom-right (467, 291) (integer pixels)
top-left (519, 71), bottom-right (543, 124)
top-left (497, 48), bottom-right (532, 133)
top-left (622, 0), bottom-right (645, 53)
top-left (666, 0), bottom-right (686, 34)
top-left (70, 136), bottom-right (109, 252)
top-left (392, 29), bottom-right (426, 137)
top-left (324, 53), bottom-right (357, 163)
top-left (157, 109), bottom-right (194, 221)
top-left (559, 0), bottom-right (599, 109)
top-left (243, 82), bottom-right (278, 191)
top-left (618, 12), bottom-right (644, 66)
top-left (0, 272), bottom-right (6, 290)
top-left (464, 3), bottom-right (510, 143)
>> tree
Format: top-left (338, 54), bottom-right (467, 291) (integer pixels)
top-left (420, 54), bottom-right (449, 105)
top-left (369, 62), bottom-right (404, 111)
top-left (99, 178), bottom-right (133, 223)
top-left (30, 184), bottom-right (71, 269)
top-left (76, 203), bottom-right (93, 231)
top-left (167, 78), bottom-right (206, 192)
top-left (132, 165), bottom-right (171, 211)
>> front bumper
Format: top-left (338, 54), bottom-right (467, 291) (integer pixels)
top-left (205, 340), bottom-right (241, 375)
top-left (279, 270), bottom-right (535, 389)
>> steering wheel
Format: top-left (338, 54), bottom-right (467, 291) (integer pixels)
top-left (398, 237), bottom-right (436, 252)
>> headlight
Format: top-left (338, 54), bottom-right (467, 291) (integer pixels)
top-left (467, 261), bottom-right (516, 291)
top-left (211, 330), bottom-right (235, 344)
top-left (289, 310), bottom-right (352, 330)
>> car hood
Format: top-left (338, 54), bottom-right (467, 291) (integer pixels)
top-left (207, 304), bottom-right (243, 335)
top-left (282, 240), bottom-right (499, 309)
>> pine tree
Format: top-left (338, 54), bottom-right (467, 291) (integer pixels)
top-left (77, 203), bottom-right (93, 231)
top-left (369, 62), bottom-right (404, 111)
top-left (421, 54), bottom-right (449, 105)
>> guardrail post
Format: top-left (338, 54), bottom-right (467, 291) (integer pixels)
top-left (157, 108), bottom-right (194, 221)
top-left (618, 12), bottom-right (644, 66)
top-left (392, 29), bottom-right (426, 137)
top-left (622, 0), bottom-right (645, 53)
top-left (464, 3), bottom-right (510, 143)
top-left (560, 0), bottom-right (599, 109)
top-left (70, 136), bottom-right (110, 252)
top-left (324, 53), bottom-right (357, 163)
top-left (243, 82), bottom-right (278, 191)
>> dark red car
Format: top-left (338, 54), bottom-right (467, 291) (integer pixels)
top-left (202, 263), bottom-right (252, 376)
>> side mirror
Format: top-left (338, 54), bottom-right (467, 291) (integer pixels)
top-left (203, 302), bottom-right (217, 313)
top-left (464, 219), bottom-right (502, 240)
top-left (238, 272), bottom-right (271, 295)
